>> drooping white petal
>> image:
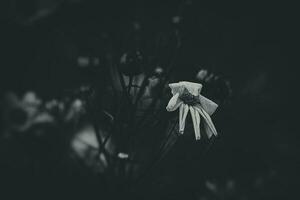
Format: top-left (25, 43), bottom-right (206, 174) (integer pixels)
top-left (194, 106), bottom-right (217, 137)
top-left (190, 106), bottom-right (200, 140)
top-left (169, 83), bottom-right (184, 95)
top-left (169, 81), bottom-right (203, 96)
top-left (179, 104), bottom-right (189, 134)
top-left (179, 104), bottom-right (184, 133)
top-left (194, 108), bottom-right (201, 140)
top-left (166, 93), bottom-right (182, 111)
top-left (180, 81), bottom-right (202, 96)
top-left (197, 95), bottom-right (218, 115)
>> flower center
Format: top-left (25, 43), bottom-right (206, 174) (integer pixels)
top-left (179, 89), bottom-right (200, 106)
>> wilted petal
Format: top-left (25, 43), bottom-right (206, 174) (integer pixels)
top-left (195, 106), bottom-right (217, 137)
top-left (195, 108), bottom-right (201, 140)
top-left (190, 106), bottom-right (200, 140)
top-left (204, 121), bottom-right (214, 139)
top-left (169, 83), bottom-right (184, 95)
top-left (169, 81), bottom-right (203, 97)
top-left (180, 81), bottom-right (202, 96)
top-left (179, 104), bottom-right (189, 134)
top-left (197, 95), bottom-right (218, 115)
top-left (166, 93), bottom-right (182, 111)
top-left (179, 104), bottom-right (184, 133)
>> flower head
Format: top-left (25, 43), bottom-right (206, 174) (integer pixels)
top-left (166, 81), bottom-right (218, 140)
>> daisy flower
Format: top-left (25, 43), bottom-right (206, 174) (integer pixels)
top-left (166, 81), bottom-right (218, 140)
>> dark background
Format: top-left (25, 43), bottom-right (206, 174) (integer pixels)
top-left (0, 0), bottom-right (298, 199)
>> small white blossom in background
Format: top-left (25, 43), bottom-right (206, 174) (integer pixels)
top-left (22, 91), bottom-right (42, 106)
top-left (45, 99), bottom-right (59, 110)
top-left (196, 69), bottom-right (208, 81)
top-left (2, 91), bottom-right (54, 133)
top-left (166, 81), bottom-right (218, 140)
top-left (65, 98), bottom-right (85, 122)
top-left (77, 56), bottom-right (90, 68)
top-left (205, 180), bottom-right (218, 193)
top-left (118, 152), bottom-right (129, 159)
top-left (172, 16), bottom-right (181, 24)
top-left (154, 66), bottom-right (164, 75)
top-left (77, 56), bottom-right (100, 67)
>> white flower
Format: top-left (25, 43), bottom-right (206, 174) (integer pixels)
top-left (166, 81), bottom-right (218, 140)
top-left (196, 69), bottom-right (208, 81)
top-left (118, 152), bottom-right (129, 159)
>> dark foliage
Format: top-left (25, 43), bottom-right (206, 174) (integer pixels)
top-left (0, 0), bottom-right (298, 200)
